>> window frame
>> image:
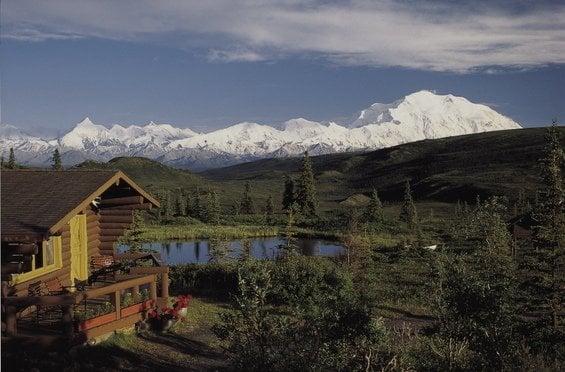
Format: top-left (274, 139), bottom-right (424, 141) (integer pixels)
top-left (10, 236), bottom-right (63, 285)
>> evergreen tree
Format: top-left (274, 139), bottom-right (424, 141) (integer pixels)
top-left (51, 148), bottom-right (62, 170)
top-left (295, 151), bottom-right (318, 216)
top-left (438, 251), bottom-right (519, 369)
top-left (175, 191), bottom-right (186, 216)
top-left (161, 190), bottom-right (173, 220)
top-left (513, 188), bottom-right (529, 216)
top-left (282, 176), bottom-right (296, 211)
top-left (265, 195), bottom-right (275, 224)
top-left (206, 191), bottom-right (221, 224)
top-left (191, 188), bottom-right (203, 220)
top-left (7, 148), bottom-right (16, 169)
top-left (524, 123), bottom-right (564, 333)
top-left (185, 192), bottom-right (193, 217)
top-left (0, 155), bottom-right (4, 168)
top-left (240, 181), bottom-right (255, 214)
top-left (364, 188), bottom-right (384, 225)
top-left (400, 180), bottom-right (418, 230)
top-left (455, 200), bottom-right (463, 217)
top-left (282, 204), bottom-right (299, 256)
top-left (230, 201), bottom-right (240, 216)
top-left (124, 210), bottom-right (145, 251)
top-left (475, 197), bottom-right (512, 256)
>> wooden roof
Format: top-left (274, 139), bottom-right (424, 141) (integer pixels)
top-left (1, 170), bottom-right (159, 242)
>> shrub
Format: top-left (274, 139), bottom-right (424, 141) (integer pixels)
top-left (169, 262), bottom-right (240, 300)
top-left (437, 254), bottom-right (519, 370)
top-left (213, 259), bottom-right (387, 371)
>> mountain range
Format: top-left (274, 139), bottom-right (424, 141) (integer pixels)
top-left (0, 90), bottom-right (521, 170)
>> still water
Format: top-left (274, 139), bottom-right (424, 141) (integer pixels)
top-left (117, 237), bottom-right (346, 265)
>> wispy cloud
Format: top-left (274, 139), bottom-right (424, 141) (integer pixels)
top-left (3, 28), bottom-right (84, 42)
top-left (2, 0), bottom-right (564, 72)
top-left (207, 49), bottom-right (267, 63)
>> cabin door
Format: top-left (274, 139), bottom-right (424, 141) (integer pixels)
top-left (70, 214), bottom-right (88, 283)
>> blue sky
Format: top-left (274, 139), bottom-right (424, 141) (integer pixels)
top-left (1, 1), bottom-right (564, 135)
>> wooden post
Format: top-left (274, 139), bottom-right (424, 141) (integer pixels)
top-left (1, 281), bottom-right (11, 297)
top-left (4, 305), bottom-right (17, 336)
top-left (149, 280), bottom-right (157, 301)
top-left (62, 305), bottom-right (74, 338)
top-left (113, 290), bottom-right (121, 320)
top-left (160, 269), bottom-right (169, 301)
top-left (132, 285), bottom-right (140, 302)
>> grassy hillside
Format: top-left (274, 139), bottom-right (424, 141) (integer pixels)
top-left (76, 127), bottom-right (564, 211)
top-left (74, 157), bottom-right (208, 192)
top-left (202, 127), bottom-right (565, 209)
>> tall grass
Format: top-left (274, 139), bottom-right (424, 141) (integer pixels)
top-left (134, 224), bottom-right (348, 242)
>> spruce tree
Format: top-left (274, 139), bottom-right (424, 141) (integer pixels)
top-left (265, 195), bottom-right (275, 225)
top-left (51, 148), bottom-right (62, 170)
top-left (240, 181), bottom-right (255, 214)
top-left (513, 188), bottom-right (529, 216)
top-left (175, 191), bottom-right (186, 216)
top-left (206, 191), bottom-right (221, 224)
top-left (364, 188), bottom-right (384, 225)
top-left (185, 192), bottom-right (193, 217)
top-left (230, 201), bottom-right (240, 216)
top-left (525, 123), bottom-right (564, 333)
top-left (191, 188), bottom-right (203, 220)
top-left (282, 176), bottom-right (295, 211)
top-left (124, 210), bottom-right (146, 251)
top-left (161, 190), bottom-right (173, 220)
top-left (475, 197), bottom-right (512, 256)
top-left (0, 155), bottom-right (4, 168)
top-left (400, 180), bottom-right (418, 230)
top-left (7, 148), bottom-right (16, 169)
top-left (295, 151), bottom-right (318, 216)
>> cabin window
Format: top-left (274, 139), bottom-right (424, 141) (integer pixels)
top-left (32, 238), bottom-right (55, 269)
top-left (10, 236), bottom-right (63, 285)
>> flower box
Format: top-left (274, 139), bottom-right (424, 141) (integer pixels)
top-left (76, 312), bottom-right (117, 331)
top-left (120, 299), bottom-right (154, 318)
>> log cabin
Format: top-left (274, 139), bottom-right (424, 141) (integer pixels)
top-left (1, 169), bottom-right (169, 345)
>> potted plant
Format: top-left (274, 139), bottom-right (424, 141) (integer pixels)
top-left (147, 306), bottom-right (179, 333)
top-left (173, 295), bottom-right (192, 319)
top-left (145, 294), bottom-right (192, 333)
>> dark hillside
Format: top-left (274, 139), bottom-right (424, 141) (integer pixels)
top-left (202, 127), bottom-right (565, 205)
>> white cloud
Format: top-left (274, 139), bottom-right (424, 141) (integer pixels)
top-left (2, 0), bottom-right (564, 72)
top-left (2, 28), bottom-right (84, 42)
top-left (207, 49), bottom-right (267, 63)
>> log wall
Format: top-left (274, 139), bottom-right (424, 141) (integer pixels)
top-left (98, 207), bottom-right (134, 256)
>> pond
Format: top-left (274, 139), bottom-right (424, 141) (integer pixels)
top-left (117, 237), bottom-right (346, 265)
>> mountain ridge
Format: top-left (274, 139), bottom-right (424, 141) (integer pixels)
top-left (0, 90), bottom-right (521, 170)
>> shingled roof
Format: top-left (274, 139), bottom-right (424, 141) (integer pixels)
top-left (1, 170), bottom-right (159, 241)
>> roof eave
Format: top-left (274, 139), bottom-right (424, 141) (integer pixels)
top-left (47, 171), bottom-right (160, 235)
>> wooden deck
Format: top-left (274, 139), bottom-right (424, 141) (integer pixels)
top-left (2, 266), bottom-right (169, 346)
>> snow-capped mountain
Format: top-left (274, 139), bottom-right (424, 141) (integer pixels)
top-left (0, 91), bottom-right (521, 170)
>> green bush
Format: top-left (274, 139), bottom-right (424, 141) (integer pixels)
top-left (169, 262), bottom-right (240, 300)
top-left (437, 254), bottom-right (519, 370)
top-left (213, 259), bottom-right (387, 371)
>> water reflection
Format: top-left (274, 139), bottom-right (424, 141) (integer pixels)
top-left (117, 237), bottom-right (345, 265)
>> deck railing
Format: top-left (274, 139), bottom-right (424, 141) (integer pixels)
top-left (3, 267), bottom-right (169, 340)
